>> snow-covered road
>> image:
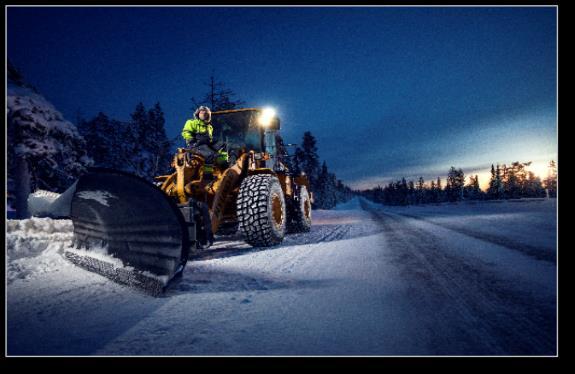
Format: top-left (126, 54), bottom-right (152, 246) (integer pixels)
top-left (6, 198), bottom-right (557, 355)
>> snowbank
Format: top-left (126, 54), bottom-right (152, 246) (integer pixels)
top-left (6, 218), bottom-right (74, 283)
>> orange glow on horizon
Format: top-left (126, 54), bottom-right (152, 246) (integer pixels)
top-left (470, 160), bottom-right (553, 192)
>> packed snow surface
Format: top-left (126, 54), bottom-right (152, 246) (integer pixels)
top-left (7, 198), bottom-right (557, 355)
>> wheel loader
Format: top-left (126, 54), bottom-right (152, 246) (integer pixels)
top-left (28, 108), bottom-right (313, 295)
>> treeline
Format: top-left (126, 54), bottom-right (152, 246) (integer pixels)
top-left (77, 102), bottom-right (173, 181)
top-left (361, 161), bottom-right (557, 206)
top-left (8, 64), bottom-right (354, 212)
top-left (78, 74), bottom-right (248, 180)
top-left (286, 131), bottom-right (355, 209)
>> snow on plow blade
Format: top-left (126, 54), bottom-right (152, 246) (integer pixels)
top-left (68, 169), bottom-right (190, 296)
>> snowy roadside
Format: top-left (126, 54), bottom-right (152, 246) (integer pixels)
top-left (6, 197), bottom-right (557, 355)
top-left (377, 198), bottom-right (557, 262)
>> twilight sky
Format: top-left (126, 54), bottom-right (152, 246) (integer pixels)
top-left (7, 6), bottom-right (557, 190)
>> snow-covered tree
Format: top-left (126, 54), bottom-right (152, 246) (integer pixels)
top-left (7, 62), bottom-right (93, 218)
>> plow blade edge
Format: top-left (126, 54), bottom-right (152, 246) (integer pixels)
top-left (68, 169), bottom-right (190, 296)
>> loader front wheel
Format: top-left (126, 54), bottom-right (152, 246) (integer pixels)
top-left (237, 174), bottom-right (286, 247)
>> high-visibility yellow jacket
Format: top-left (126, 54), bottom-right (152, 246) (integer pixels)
top-left (181, 118), bottom-right (228, 164)
top-left (181, 118), bottom-right (213, 142)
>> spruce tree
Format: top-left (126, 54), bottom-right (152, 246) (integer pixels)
top-left (147, 103), bottom-right (173, 176)
top-left (408, 180), bottom-right (416, 205)
top-left (544, 160), bottom-right (557, 197)
top-left (495, 164), bottom-right (504, 199)
top-left (191, 75), bottom-right (245, 112)
top-left (297, 131), bottom-right (321, 193)
top-left (436, 177), bottom-right (443, 202)
top-left (429, 180), bottom-right (437, 203)
top-left (446, 167), bottom-right (465, 202)
top-left (464, 175), bottom-right (481, 200)
top-left (416, 177), bottom-right (425, 204)
top-left (488, 164), bottom-right (497, 199)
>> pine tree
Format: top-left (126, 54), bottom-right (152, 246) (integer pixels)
top-left (191, 74), bottom-right (245, 112)
top-left (429, 180), bottom-right (437, 203)
top-left (123, 102), bottom-right (170, 180)
top-left (297, 131), bottom-right (321, 196)
top-left (446, 167), bottom-right (465, 202)
top-left (108, 119), bottom-right (130, 170)
top-left (544, 160), bottom-right (557, 197)
top-left (495, 164), bottom-right (504, 199)
top-left (399, 178), bottom-right (408, 205)
top-left (503, 162), bottom-right (522, 199)
top-left (335, 179), bottom-right (353, 204)
top-left (408, 180), bottom-right (416, 205)
top-left (473, 175), bottom-right (481, 199)
top-left (487, 164), bottom-right (497, 199)
top-left (146, 103), bottom-right (173, 176)
top-left (525, 171), bottom-right (545, 198)
top-left (314, 161), bottom-right (328, 208)
top-left (464, 175), bottom-right (481, 200)
top-left (416, 177), bottom-right (425, 204)
top-left (78, 112), bottom-right (116, 167)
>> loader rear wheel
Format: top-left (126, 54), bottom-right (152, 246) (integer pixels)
top-left (216, 222), bottom-right (239, 236)
top-left (287, 185), bottom-right (312, 233)
top-left (237, 174), bottom-right (286, 247)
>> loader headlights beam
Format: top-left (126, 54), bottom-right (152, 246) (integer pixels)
top-left (258, 108), bottom-right (276, 127)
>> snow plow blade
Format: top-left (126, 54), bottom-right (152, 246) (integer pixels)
top-left (67, 169), bottom-right (190, 296)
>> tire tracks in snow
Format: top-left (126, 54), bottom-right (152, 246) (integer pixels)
top-left (182, 224), bottom-right (354, 294)
top-left (361, 200), bottom-right (556, 355)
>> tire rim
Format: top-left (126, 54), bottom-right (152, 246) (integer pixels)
top-left (271, 193), bottom-right (284, 229)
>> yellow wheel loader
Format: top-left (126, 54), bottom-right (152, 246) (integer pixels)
top-left (28, 108), bottom-right (313, 295)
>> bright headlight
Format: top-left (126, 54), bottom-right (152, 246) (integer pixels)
top-left (258, 107), bottom-right (276, 127)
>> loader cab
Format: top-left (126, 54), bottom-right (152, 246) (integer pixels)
top-left (211, 108), bottom-right (281, 168)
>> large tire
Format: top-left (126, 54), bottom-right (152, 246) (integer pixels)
top-left (287, 185), bottom-right (312, 233)
top-left (237, 174), bottom-right (286, 247)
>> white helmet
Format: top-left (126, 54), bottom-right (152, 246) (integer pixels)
top-left (194, 106), bottom-right (212, 122)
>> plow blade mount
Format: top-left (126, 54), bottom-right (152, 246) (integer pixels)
top-left (67, 169), bottom-right (190, 296)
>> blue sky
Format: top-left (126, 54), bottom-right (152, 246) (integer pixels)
top-left (7, 6), bottom-right (557, 189)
